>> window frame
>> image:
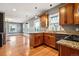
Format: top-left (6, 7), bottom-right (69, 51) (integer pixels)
top-left (34, 19), bottom-right (41, 32)
top-left (49, 13), bottom-right (63, 31)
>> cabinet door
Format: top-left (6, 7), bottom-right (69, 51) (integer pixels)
top-left (44, 34), bottom-right (56, 48)
top-left (34, 34), bottom-right (43, 47)
top-left (66, 4), bottom-right (74, 24)
top-left (48, 35), bottom-right (56, 48)
top-left (39, 34), bottom-right (43, 45)
top-left (74, 3), bottom-right (79, 24)
top-left (44, 34), bottom-right (49, 45)
top-left (59, 45), bottom-right (79, 56)
top-left (40, 14), bottom-right (48, 28)
top-left (59, 6), bottom-right (66, 25)
top-left (30, 34), bottom-right (35, 47)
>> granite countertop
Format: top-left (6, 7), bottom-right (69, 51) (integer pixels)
top-left (27, 31), bottom-right (79, 35)
top-left (57, 39), bottom-right (79, 50)
top-left (45, 31), bottom-right (79, 35)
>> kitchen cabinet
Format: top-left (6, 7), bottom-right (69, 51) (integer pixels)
top-left (34, 33), bottom-right (43, 47)
top-left (48, 35), bottom-right (56, 48)
top-left (74, 3), bottom-right (79, 24)
top-left (55, 34), bottom-right (69, 50)
top-left (30, 34), bottom-right (35, 47)
top-left (66, 4), bottom-right (74, 24)
top-left (40, 13), bottom-right (49, 28)
top-left (30, 33), bottom-right (43, 47)
top-left (44, 33), bottom-right (56, 48)
top-left (59, 6), bottom-right (66, 25)
top-left (59, 45), bottom-right (79, 56)
top-left (44, 33), bottom-right (49, 45)
top-left (59, 4), bottom-right (74, 25)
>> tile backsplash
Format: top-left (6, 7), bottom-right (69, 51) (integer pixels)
top-left (62, 25), bottom-right (79, 34)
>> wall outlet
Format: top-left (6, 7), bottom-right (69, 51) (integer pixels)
top-left (75, 28), bottom-right (79, 31)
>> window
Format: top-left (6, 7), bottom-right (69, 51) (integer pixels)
top-left (9, 24), bottom-right (17, 32)
top-left (49, 13), bottom-right (63, 31)
top-left (23, 23), bottom-right (29, 33)
top-left (34, 19), bottom-right (40, 32)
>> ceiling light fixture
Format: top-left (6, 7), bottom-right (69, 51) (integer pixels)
top-left (12, 8), bottom-right (16, 11)
top-left (50, 4), bottom-right (52, 7)
top-left (35, 7), bottom-right (37, 9)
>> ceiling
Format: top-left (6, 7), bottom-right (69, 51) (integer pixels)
top-left (0, 3), bottom-right (60, 23)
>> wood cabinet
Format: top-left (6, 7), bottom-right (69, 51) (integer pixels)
top-left (34, 33), bottom-right (43, 47)
top-left (30, 33), bottom-right (43, 47)
top-left (44, 33), bottom-right (49, 45)
top-left (74, 3), bottom-right (79, 24)
top-left (40, 13), bottom-right (49, 28)
top-left (59, 6), bottom-right (66, 25)
top-left (30, 34), bottom-right (35, 47)
top-left (59, 4), bottom-right (74, 25)
top-left (44, 33), bottom-right (56, 48)
top-left (59, 45), bottom-right (79, 56)
top-left (30, 33), bottom-right (57, 49)
top-left (66, 4), bottom-right (74, 24)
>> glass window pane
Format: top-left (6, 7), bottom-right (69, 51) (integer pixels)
top-left (49, 13), bottom-right (61, 31)
top-left (9, 24), bottom-right (17, 32)
top-left (34, 19), bottom-right (40, 32)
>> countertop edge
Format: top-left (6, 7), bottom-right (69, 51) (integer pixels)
top-left (57, 39), bottom-right (79, 50)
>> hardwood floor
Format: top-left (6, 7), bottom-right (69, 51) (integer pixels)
top-left (0, 35), bottom-right (59, 56)
top-left (29, 45), bottom-right (59, 56)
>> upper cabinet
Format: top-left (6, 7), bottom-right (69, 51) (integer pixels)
top-left (59, 4), bottom-right (74, 25)
top-left (59, 6), bottom-right (66, 25)
top-left (40, 13), bottom-right (49, 28)
top-left (74, 4), bottom-right (79, 24)
top-left (66, 4), bottom-right (74, 24)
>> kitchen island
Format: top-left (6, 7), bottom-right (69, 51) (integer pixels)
top-left (57, 39), bottom-right (79, 56)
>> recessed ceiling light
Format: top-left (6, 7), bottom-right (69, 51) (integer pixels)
top-left (35, 7), bottom-right (37, 9)
top-left (26, 23), bottom-right (28, 24)
top-left (50, 4), bottom-right (52, 7)
top-left (12, 8), bottom-right (16, 11)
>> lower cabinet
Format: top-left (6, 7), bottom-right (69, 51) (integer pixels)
top-left (44, 33), bottom-right (56, 48)
top-left (30, 33), bottom-right (43, 47)
top-left (30, 33), bottom-right (56, 48)
top-left (34, 33), bottom-right (43, 47)
top-left (59, 45), bottom-right (79, 56)
top-left (44, 33), bottom-right (49, 45)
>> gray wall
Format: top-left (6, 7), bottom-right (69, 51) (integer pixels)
top-left (26, 3), bottom-right (79, 34)
top-left (26, 4), bottom-right (65, 33)
top-left (62, 25), bottom-right (79, 34)
top-left (5, 22), bottom-right (23, 35)
top-left (27, 18), bottom-right (37, 33)
top-left (47, 3), bottom-right (79, 34)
